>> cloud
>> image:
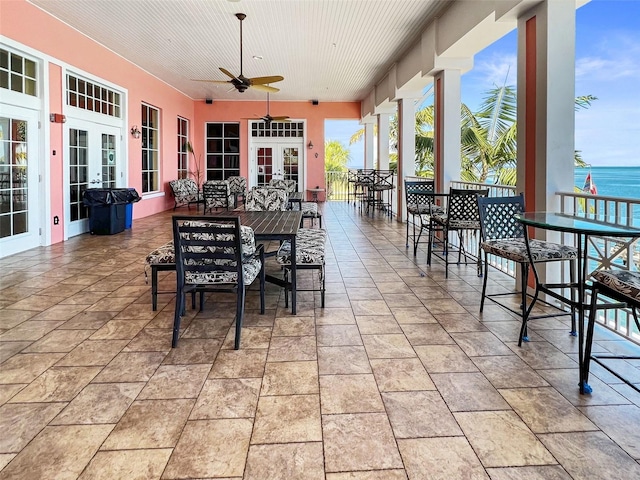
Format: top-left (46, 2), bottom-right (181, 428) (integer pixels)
top-left (576, 33), bottom-right (640, 80)
top-left (473, 53), bottom-right (518, 88)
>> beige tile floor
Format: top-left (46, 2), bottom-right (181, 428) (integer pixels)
top-left (1, 202), bottom-right (640, 480)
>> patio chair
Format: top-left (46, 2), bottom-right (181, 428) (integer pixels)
top-left (477, 194), bottom-right (578, 345)
top-left (583, 269), bottom-right (640, 393)
top-left (227, 175), bottom-right (247, 208)
top-left (269, 178), bottom-right (297, 193)
top-left (405, 179), bottom-right (444, 255)
top-left (427, 187), bottom-right (489, 278)
top-left (202, 180), bottom-right (233, 213)
top-left (366, 169), bottom-right (394, 216)
top-left (245, 187), bottom-right (288, 211)
top-left (169, 178), bottom-right (201, 210)
top-left (171, 216), bottom-right (265, 349)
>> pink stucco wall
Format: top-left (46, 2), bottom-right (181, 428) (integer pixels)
top-left (2, 0), bottom-right (359, 244)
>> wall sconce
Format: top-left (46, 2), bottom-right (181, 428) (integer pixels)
top-left (130, 125), bottom-right (141, 139)
top-left (308, 141), bottom-right (314, 149)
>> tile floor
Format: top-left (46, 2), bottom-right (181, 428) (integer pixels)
top-left (1, 202), bottom-right (640, 480)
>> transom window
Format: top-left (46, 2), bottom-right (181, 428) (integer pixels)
top-left (177, 117), bottom-right (189, 180)
top-left (66, 74), bottom-right (121, 118)
top-left (141, 104), bottom-right (160, 193)
top-left (0, 48), bottom-right (37, 97)
top-left (251, 121), bottom-right (304, 138)
top-left (205, 123), bottom-right (240, 180)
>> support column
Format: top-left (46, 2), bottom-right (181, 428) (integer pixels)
top-left (363, 120), bottom-right (375, 169)
top-left (375, 109), bottom-right (393, 170)
top-left (433, 69), bottom-right (462, 194)
top-left (516, 0), bottom-right (576, 286)
top-left (396, 95), bottom-right (419, 222)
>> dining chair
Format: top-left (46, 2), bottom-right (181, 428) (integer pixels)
top-left (245, 187), bottom-right (288, 211)
top-left (477, 194), bottom-right (578, 344)
top-left (366, 169), bottom-right (394, 216)
top-left (227, 175), bottom-right (247, 208)
top-left (202, 180), bottom-right (233, 213)
top-left (404, 179), bottom-right (444, 255)
top-left (584, 269), bottom-right (640, 393)
top-left (269, 178), bottom-right (297, 193)
top-left (427, 187), bottom-right (489, 278)
top-left (171, 216), bottom-right (265, 349)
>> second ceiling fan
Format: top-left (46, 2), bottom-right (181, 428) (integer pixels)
top-left (252, 93), bottom-right (289, 123)
top-left (193, 13), bottom-right (284, 93)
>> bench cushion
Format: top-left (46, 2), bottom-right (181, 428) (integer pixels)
top-left (276, 228), bottom-right (327, 265)
top-left (481, 238), bottom-right (578, 263)
top-left (592, 269), bottom-right (640, 302)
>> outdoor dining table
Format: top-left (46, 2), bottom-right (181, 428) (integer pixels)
top-left (217, 210), bottom-right (303, 314)
top-left (515, 211), bottom-right (640, 394)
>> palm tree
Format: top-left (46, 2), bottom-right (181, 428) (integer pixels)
top-left (324, 140), bottom-right (351, 172)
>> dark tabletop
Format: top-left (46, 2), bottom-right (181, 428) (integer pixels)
top-left (224, 210), bottom-right (302, 237)
top-left (516, 212), bottom-right (640, 237)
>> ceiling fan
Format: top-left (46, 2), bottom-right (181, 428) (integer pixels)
top-left (192, 13), bottom-right (284, 93)
top-left (247, 93), bottom-right (290, 123)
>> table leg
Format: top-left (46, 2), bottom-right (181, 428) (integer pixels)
top-left (291, 234), bottom-right (297, 314)
top-left (578, 233), bottom-right (592, 394)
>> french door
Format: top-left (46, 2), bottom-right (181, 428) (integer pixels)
top-left (65, 121), bottom-right (121, 237)
top-left (253, 143), bottom-right (302, 190)
top-left (0, 106), bottom-right (41, 257)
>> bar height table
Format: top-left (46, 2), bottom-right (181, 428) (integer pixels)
top-left (515, 212), bottom-right (640, 394)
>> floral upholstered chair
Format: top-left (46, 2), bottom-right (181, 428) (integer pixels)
top-left (171, 216), bottom-right (265, 349)
top-left (245, 187), bottom-right (288, 211)
top-left (227, 176), bottom-right (247, 208)
top-left (268, 178), bottom-right (297, 193)
top-left (169, 178), bottom-right (201, 210)
top-left (202, 180), bottom-right (233, 213)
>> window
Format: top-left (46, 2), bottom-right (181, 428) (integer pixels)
top-left (251, 121), bottom-right (304, 138)
top-left (66, 74), bottom-right (121, 117)
top-left (205, 122), bottom-right (240, 180)
top-left (0, 48), bottom-right (37, 97)
top-left (177, 117), bottom-right (189, 180)
top-left (0, 117), bottom-right (29, 237)
top-left (141, 104), bottom-right (160, 193)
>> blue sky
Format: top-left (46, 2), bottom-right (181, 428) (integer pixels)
top-left (326, 0), bottom-right (640, 168)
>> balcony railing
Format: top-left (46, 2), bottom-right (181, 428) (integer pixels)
top-left (325, 172), bottom-right (639, 344)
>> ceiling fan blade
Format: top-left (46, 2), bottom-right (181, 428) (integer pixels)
top-left (271, 116), bottom-right (290, 121)
top-left (191, 79), bottom-right (231, 84)
top-left (249, 75), bottom-right (284, 85)
top-left (252, 84), bottom-right (280, 93)
top-left (219, 67), bottom-right (238, 80)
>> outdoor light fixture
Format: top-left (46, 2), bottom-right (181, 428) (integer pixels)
top-left (308, 141), bottom-right (314, 149)
top-left (130, 125), bottom-right (141, 139)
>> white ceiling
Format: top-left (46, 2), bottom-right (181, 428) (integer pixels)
top-left (29, 0), bottom-right (453, 102)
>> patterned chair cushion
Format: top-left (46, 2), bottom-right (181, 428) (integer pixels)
top-left (145, 241), bottom-right (175, 265)
top-left (181, 222), bottom-right (256, 258)
top-left (301, 202), bottom-right (318, 216)
top-left (227, 176), bottom-right (247, 194)
top-left (203, 180), bottom-right (233, 210)
top-left (245, 187), bottom-right (288, 211)
top-left (481, 238), bottom-right (578, 263)
top-left (276, 228), bottom-right (327, 265)
top-left (431, 212), bottom-right (480, 229)
top-left (591, 269), bottom-right (640, 302)
top-left (269, 179), bottom-right (297, 193)
top-left (169, 179), bottom-right (200, 205)
top-left (407, 204), bottom-right (445, 215)
top-left (144, 224), bottom-right (256, 267)
top-left (185, 256), bottom-right (261, 285)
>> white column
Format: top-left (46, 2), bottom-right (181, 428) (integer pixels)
top-left (396, 95), bottom-right (418, 221)
top-left (516, 0), bottom-right (576, 286)
top-left (376, 110), bottom-right (393, 170)
top-left (363, 121), bottom-right (375, 169)
top-left (433, 69), bottom-right (462, 194)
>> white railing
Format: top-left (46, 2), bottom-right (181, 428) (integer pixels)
top-left (325, 173), bottom-right (639, 344)
top-left (557, 190), bottom-right (640, 342)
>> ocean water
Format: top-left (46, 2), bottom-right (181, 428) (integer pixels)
top-left (574, 166), bottom-right (639, 200)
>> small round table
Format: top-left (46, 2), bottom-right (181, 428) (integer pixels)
top-left (307, 188), bottom-right (325, 202)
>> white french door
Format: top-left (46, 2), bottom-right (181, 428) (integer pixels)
top-left (0, 105), bottom-right (41, 257)
top-left (65, 121), bottom-right (121, 237)
top-left (253, 142), bottom-right (302, 190)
